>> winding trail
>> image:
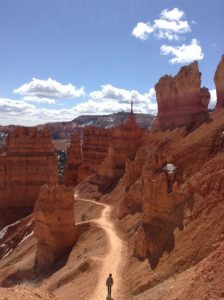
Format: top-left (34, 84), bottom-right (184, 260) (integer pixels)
top-left (77, 198), bottom-right (126, 300)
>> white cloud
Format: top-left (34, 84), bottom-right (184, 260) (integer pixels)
top-left (132, 22), bottom-right (154, 40)
top-left (209, 89), bottom-right (217, 109)
top-left (0, 97), bottom-right (79, 126)
top-left (88, 84), bottom-right (157, 114)
top-left (0, 85), bottom-right (157, 126)
top-left (132, 7), bottom-right (191, 41)
top-left (160, 39), bottom-right (204, 64)
top-left (22, 96), bottom-right (56, 104)
top-left (156, 31), bottom-right (181, 41)
top-left (14, 78), bottom-right (85, 99)
top-left (0, 98), bottom-right (36, 125)
top-left (160, 8), bottom-right (184, 21)
top-left (0, 98), bottom-right (35, 114)
top-left (154, 19), bottom-right (190, 34)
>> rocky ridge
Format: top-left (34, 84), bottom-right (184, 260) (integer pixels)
top-left (119, 58), bottom-right (224, 273)
top-left (0, 127), bottom-right (58, 229)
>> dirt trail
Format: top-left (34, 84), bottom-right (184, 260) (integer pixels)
top-left (77, 199), bottom-right (127, 300)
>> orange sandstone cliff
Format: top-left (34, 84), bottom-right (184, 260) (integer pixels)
top-left (34, 184), bottom-right (90, 270)
top-left (98, 114), bottom-right (143, 179)
top-left (0, 127), bottom-right (58, 229)
top-left (64, 133), bottom-right (81, 186)
top-left (153, 61), bottom-right (210, 131)
top-left (64, 127), bottom-right (109, 186)
top-left (77, 126), bottom-right (109, 182)
top-left (64, 114), bottom-right (143, 193)
top-left (214, 55), bottom-right (224, 108)
top-left (120, 60), bottom-right (224, 270)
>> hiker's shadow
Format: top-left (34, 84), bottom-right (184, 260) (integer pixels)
top-left (106, 298), bottom-right (114, 300)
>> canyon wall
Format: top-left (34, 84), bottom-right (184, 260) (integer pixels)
top-left (98, 115), bottom-right (143, 182)
top-left (0, 127), bottom-right (58, 229)
top-left (129, 109), bottom-right (224, 269)
top-left (64, 133), bottom-right (81, 186)
top-left (214, 55), bottom-right (224, 108)
top-left (120, 59), bottom-right (224, 269)
top-left (65, 115), bottom-right (143, 193)
top-left (153, 61), bottom-right (210, 131)
top-left (77, 126), bottom-right (109, 181)
top-left (34, 184), bottom-right (89, 270)
top-left (64, 127), bottom-right (109, 186)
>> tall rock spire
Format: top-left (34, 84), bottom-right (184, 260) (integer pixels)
top-left (214, 55), bottom-right (224, 108)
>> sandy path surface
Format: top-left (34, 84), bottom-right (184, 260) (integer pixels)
top-left (77, 199), bottom-right (127, 300)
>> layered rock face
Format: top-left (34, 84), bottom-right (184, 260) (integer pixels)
top-left (77, 126), bottom-right (109, 182)
top-left (0, 127), bottom-right (57, 229)
top-left (214, 55), bottom-right (224, 108)
top-left (98, 115), bottom-right (143, 181)
top-left (64, 115), bottom-right (143, 192)
top-left (121, 107), bottom-right (224, 268)
top-left (64, 134), bottom-right (81, 186)
top-left (153, 61), bottom-right (210, 131)
top-left (119, 128), bottom-right (185, 218)
top-left (34, 184), bottom-right (89, 270)
top-left (64, 127), bottom-right (109, 186)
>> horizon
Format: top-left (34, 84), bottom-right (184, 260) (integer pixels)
top-left (0, 0), bottom-right (223, 126)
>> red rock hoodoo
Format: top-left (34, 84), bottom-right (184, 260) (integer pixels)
top-left (34, 184), bottom-right (89, 270)
top-left (214, 54), bottom-right (224, 108)
top-left (98, 114), bottom-right (143, 182)
top-left (153, 61), bottom-right (210, 131)
top-left (64, 127), bottom-right (109, 186)
top-left (0, 127), bottom-right (58, 229)
top-left (64, 133), bottom-right (81, 186)
top-left (77, 126), bottom-right (109, 182)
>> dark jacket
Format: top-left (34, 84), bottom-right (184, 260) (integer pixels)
top-left (106, 276), bottom-right (113, 286)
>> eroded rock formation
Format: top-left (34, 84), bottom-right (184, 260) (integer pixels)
top-left (34, 184), bottom-right (89, 270)
top-left (64, 134), bottom-right (81, 186)
top-left (120, 107), bottom-right (224, 268)
top-left (64, 127), bottom-right (109, 187)
top-left (77, 127), bottom-right (109, 182)
top-left (153, 61), bottom-right (210, 130)
top-left (214, 55), bottom-right (224, 108)
top-left (0, 127), bottom-right (58, 229)
top-left (65, 114), bottom-right (143, 193)
top-left (98, 115), bottom-right (143, 182)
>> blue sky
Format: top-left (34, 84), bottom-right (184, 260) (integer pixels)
top-left (0, 0), bottom-right (223, 125)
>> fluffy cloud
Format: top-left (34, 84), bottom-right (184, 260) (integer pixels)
top-left (14, 78), bottom-right (85, 99)
top-left (22, 96), bottom-right (56, 104)
top-left (160, 39), bottom-right (204, 64)
top-left (132, 22), bottom-right (154, 41)
top-left (0, 98), bottom-right (36, 125)
top-left (209, 89), bottom-right (217, 109)
top-left (0, 85), bottom-right (157, 126)
top-left (160, 8), bottom-right (184, 21)
top-left (132, 7), bottom-right (191, 41)
top-left (0, 97), bottom-right (79, 126)
top-left (0, 98), bottom-right (35, 115)
top-left (88, 84), bottom-right (157, 114)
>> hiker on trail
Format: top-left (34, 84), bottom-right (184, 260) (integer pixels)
top-left (95, 193), bottom-right (102, 202)
top-left (106, 273), bottom-right (113, 299)
top-left (95, 195), bottom-right (99, 202)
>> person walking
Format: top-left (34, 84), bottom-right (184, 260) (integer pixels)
top-left (106, 273), bottom-right (113, 299)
